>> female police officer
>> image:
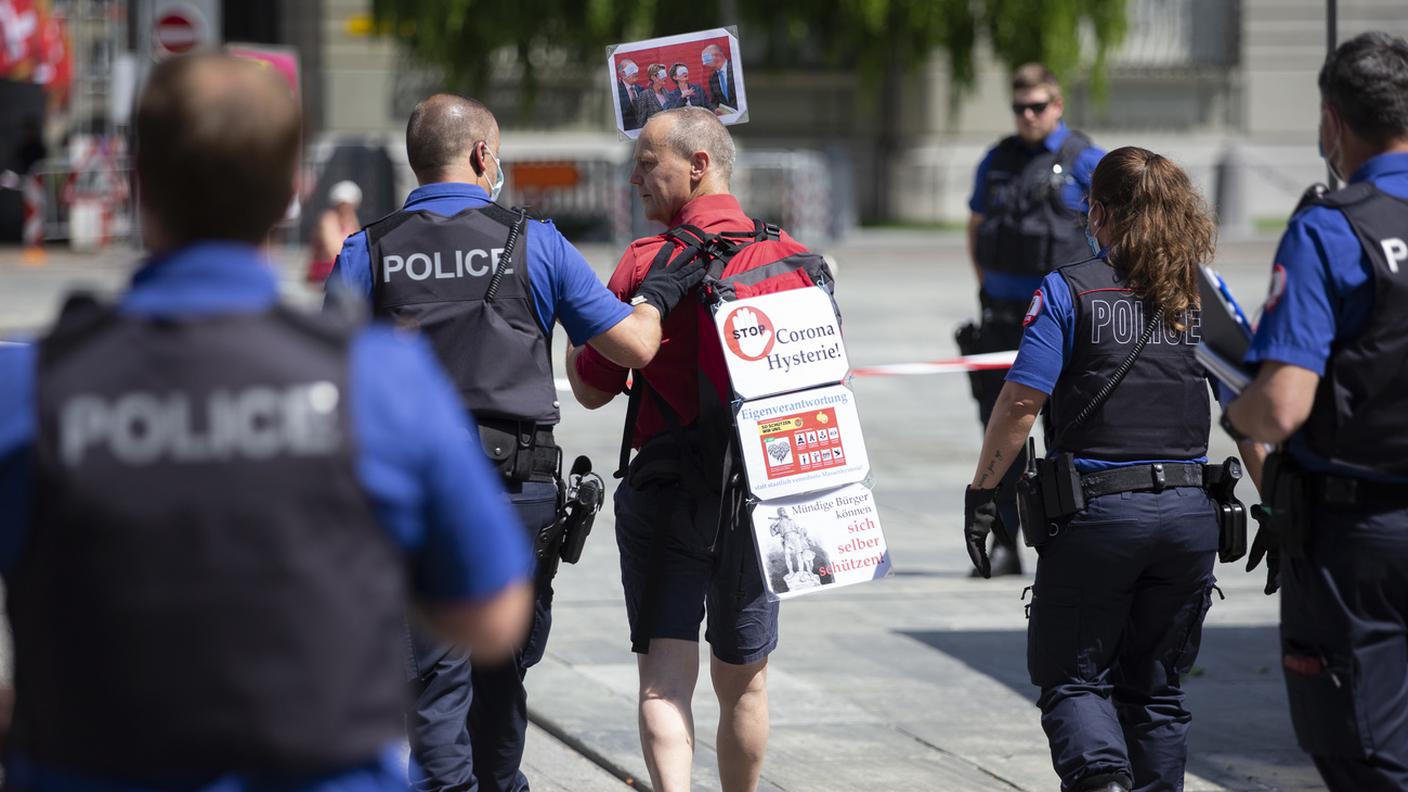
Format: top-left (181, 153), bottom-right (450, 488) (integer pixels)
top-left (961, 146), bottom-right (1223, 792)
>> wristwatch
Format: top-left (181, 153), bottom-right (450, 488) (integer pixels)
top-left (1220, 412), bottom-right (1251, 443)
top-left (629, 294), bottom-right (648, 306)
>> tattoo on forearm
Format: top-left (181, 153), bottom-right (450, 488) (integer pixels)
top-left (977, 449), bottom-right (1002, 488)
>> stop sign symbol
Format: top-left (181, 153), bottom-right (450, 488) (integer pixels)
top-left (155, 9), bottom-right (201, 56)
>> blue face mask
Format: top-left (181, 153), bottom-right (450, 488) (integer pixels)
top-left (1084, 225), bottom-right (1101, 257)
top-left (484, 147), bottom-right (504, 202)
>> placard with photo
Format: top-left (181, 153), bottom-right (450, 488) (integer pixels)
top-left (606, 26), bottom-right (747, 138)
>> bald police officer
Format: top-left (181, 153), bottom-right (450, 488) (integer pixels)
top-left (328, 94), bottom-right (702, 792)
top-left (1227, 32), bottom-right (1408, 791)
top-left (0, 53), bottom-right (532, 792)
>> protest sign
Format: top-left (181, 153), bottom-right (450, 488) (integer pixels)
top-left (606, 27), bottom-right (747, 138)
top-left (715, 286), bottom-right (848, 400)
top-left (751, 484), bottom-right (891, 600)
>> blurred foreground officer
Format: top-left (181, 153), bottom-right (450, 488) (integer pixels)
top-left (567, 107), bottom-right (823, 792)
top-left (1227, 32), bottom-right (1408, 791)
top-left (329, 94), bottom-right (697, 792)
top-left (0, 54), bottom-right (532, 792)
top-left (960, 63), bottom-right (1106, 576)
top-left (964, 147), bottom-right (1240, 792)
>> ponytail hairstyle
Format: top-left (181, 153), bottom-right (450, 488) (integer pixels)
top-left (1088, 146), bottom-right (1216, 332)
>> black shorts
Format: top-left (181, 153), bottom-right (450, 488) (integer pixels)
top-left (614, 439), bottom-right (779, 665)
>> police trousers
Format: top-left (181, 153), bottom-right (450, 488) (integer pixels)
top-left (1027, 487), bottom-right (1218, 792)
top-left (1280, 501), bottom-right (1408, 792)
top-left (406, 479), bottom-right (559, 792)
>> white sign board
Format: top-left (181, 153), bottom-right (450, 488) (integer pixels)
top-left (734, 384), bottom-right (869, 500)
top-left (751, 484), bottom-right (891, 600)
top-left (714, 287), bottom-right (848, 400)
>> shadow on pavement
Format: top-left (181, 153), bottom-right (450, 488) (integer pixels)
top-left (900, 625), bottom-right (1316, 788)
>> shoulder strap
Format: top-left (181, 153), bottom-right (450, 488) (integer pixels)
top-left (40, 292), bottom-right (118, 365)
top-left (362, 210), bottom-right (416, 248)
top-left (1311, 181), bottom-right (1378, 209)
top-left (1055, 130), bottom-right (1091, 167)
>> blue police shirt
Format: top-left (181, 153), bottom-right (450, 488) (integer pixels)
top-left (328, 182), bottom-right (632, 344)
top-left (0, 242), bottom-right (533, 792)
top-left (1006, 250), bottom-right (1214, 472)
top-left (969, 122), bottom-right (1106, 301)
top-left (1246, 151), bottom-right (1408, 482)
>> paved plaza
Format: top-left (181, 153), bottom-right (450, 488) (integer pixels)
top-left (0, 231), bottom-right (1324, 791)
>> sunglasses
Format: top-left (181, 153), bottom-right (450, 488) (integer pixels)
top-left (1012, 101), bottom-right (1050, 116)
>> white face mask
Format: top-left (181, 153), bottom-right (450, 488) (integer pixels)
top-left (624, 66), bottom-right (638, 80)
top-left (483, 147), bottom-right (504, 201)
top-left (701, 53), bottom-right (714, 66)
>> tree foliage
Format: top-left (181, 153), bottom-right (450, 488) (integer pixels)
top-left (371, 0), bottom-right (1128, 102)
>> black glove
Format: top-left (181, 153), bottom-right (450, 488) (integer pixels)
top-left (1247, 503), bottom-right (1280, 595)
top-left (964, 486), bottom-right (1005, 579)
top-left (631, 245), bottom-right (710, 319)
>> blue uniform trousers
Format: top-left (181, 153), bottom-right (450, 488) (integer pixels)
top-left (1280, 501), bottom-right (1408, 792)
top-left (1027, 487), bottom-right (1218, 792)
top-left (407, 480), bottom-right (559, 792)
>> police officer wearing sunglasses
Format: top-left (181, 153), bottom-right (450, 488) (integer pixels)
top-left (959, 62), bottom-right (1107, 577)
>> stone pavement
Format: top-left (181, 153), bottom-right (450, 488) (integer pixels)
top-left (0, 234), bottom-right (1325, 791)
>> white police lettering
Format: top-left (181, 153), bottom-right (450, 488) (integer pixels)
top-left (1380, 237), bottom-right (1407, 274)
top-left (60, 381), bottom-right (342, 467)
top-left (381, 249), bottom-right (510, 283)
top-left (1088, 299), bottom-right (1201, 345)
top-left (766, 323), bottom-right (842, 374)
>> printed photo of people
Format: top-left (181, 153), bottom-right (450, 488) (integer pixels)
top-left (607, 27), bottom-right (747, 138)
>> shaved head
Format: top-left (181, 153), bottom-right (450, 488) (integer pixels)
top-left (406, 93), bottom-right (499, 182)
top-left (136, 52), bottom-right (300, 246)
top-left (658, 106), bottom-right (735, 184)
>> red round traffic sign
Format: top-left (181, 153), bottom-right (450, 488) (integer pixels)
top-left (155, 10), bottom-right (201, 56)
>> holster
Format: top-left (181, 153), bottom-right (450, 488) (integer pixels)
top-left (955, 321), bottom-right (985, 401)
top-left (478, 421), bottom-right (560, 483)
top-left (1263, 451), bottom-right (1310, 557)
top-left (1016, 452), bottom-right (1084, 547)
top-left (1204, 457), bottom-right (1248, 563)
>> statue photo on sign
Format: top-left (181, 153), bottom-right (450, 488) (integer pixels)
top-left (767, 507), bottom-right (834, 593)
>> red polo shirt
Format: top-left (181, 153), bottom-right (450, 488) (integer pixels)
top-left (574, 193), bottom-right (808, 448)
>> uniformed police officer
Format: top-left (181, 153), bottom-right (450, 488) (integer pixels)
top-left (963, 147), bottom-right (1237, 792)
top-left (327, 94), bottom-right (700, 792)
top-left (962, 63), bottom-right (1106, 576)
top-left (1227, 32), bottom-right (1408, 791)
top-left (0, 53), bottom-right (534, 792)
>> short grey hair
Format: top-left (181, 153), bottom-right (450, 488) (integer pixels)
top-left (660, 106), bottom-right (736, 184)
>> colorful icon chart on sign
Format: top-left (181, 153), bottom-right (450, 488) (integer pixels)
top-left (757, 408), bottom-right (847, 480)
top-left (735, 383), bottom-right (869, 500)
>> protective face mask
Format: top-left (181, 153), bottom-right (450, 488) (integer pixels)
top-left (484, 147), bottom-right (505, 201)
top-left (624, 66), bottom-right (638, 79)
top-left (1084, 224), bottom-right (1101, 257)
top-left (1318, 129), bottom-right (1344, 184)
top-left (702, 53), bottom-right (714, 66)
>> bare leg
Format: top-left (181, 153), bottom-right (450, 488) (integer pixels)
top-left (638, 638), bottom-right (701, 792)
top-left (711, 653), bottom-right (769, 792)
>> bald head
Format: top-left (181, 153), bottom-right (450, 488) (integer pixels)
top-left (136, 52), bottom-right (300, 248)
top-left (657, 107), bottom-right (735, 184)
top-left (407, 94), bottom-right (499, 183)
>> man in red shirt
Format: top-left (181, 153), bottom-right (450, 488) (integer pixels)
top-left (566, 107), bottom-right (809, 792)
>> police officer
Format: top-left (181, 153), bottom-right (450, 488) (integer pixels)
top-left (565, 108), bottom-right (816, 792)
top-left (327, 94), bottom-right (702, 792)
top-left (0, 53), bottom-right (533, 792)
top-left (963, 147), bottom-right (1236, 792)
top-left (962, 62), bottom-right (1106, 576)
top-left (1227, 32), bottom-right (1408, 791)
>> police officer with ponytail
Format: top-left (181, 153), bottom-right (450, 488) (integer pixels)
top-left (0, 53), bottom-right (533, 792)
top-left (961, 63), bottom-right (1107, 577)
top-left (327, 94), bottom-right (704, 791)
top-left (962, 147), bottom-right (1252, 792)
top-left (1226, 32), bottom-right (1408, 791)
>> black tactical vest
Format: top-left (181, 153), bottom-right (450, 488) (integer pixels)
top-left (13, 300), bottom-right (406, 777)
top-left (976, 131), bottom-right (1094, 277)
top-left (367, 204), bottom-right (559, 426)
top-left (1045, 257), bottom-right (1210, 461)
top-left (1302, 183), bottom-right (1408, 476)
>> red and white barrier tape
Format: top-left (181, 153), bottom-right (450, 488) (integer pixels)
top-left (552, 350), bottom-right (1018, 391)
